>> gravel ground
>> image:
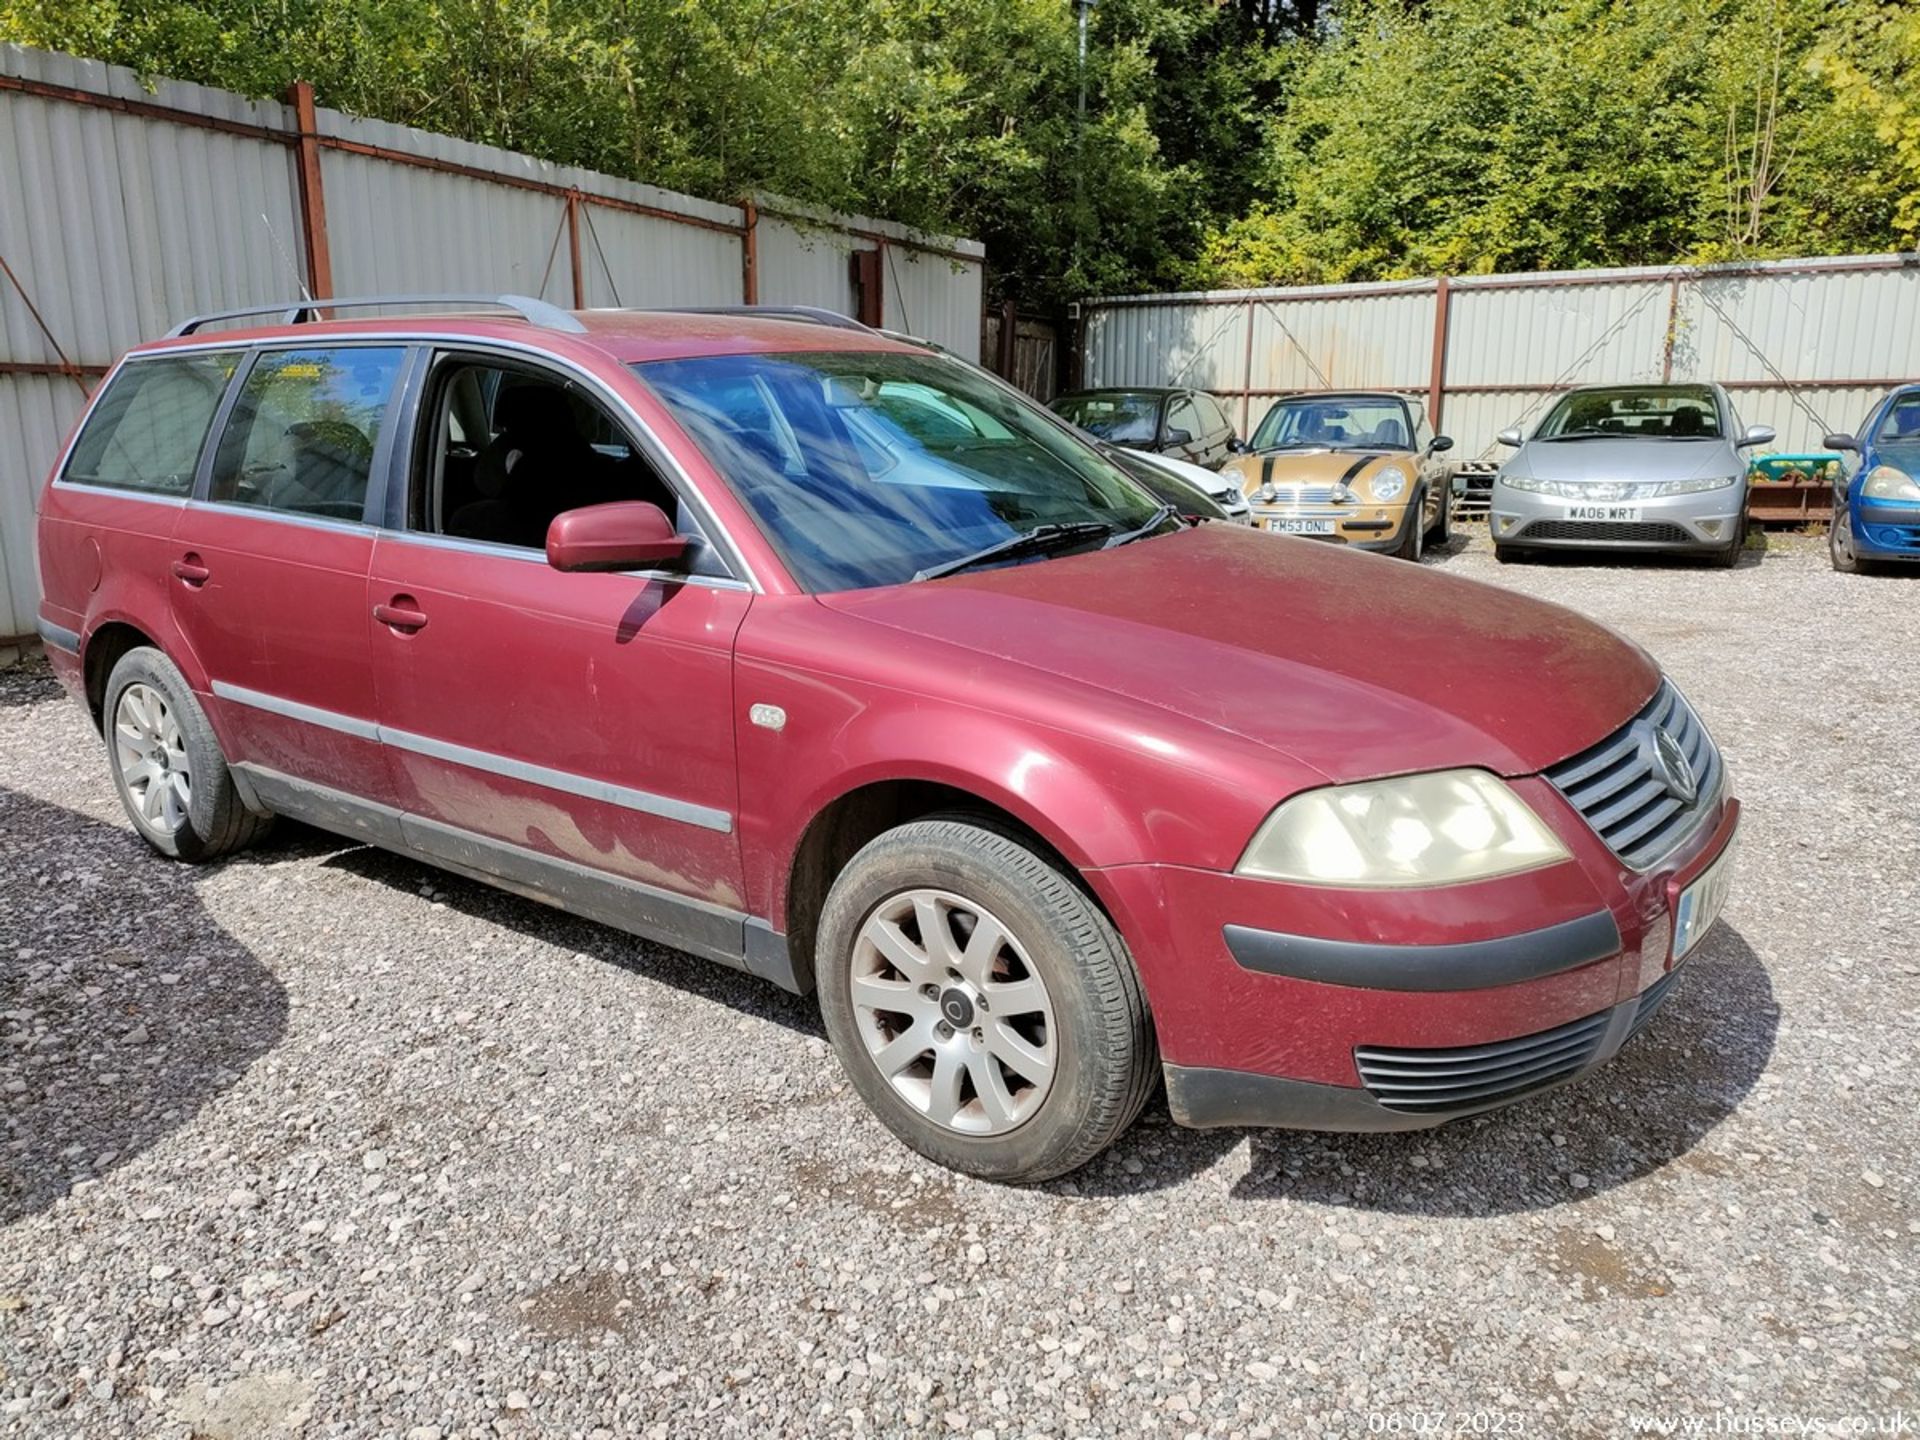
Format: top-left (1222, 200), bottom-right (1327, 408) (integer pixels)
top-left (2, 529), bottom-right (1915, 1440)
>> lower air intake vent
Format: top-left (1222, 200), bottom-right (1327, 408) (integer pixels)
top-left (1355, 1011), bottom-right (1609, 1115)
top-left (1521, 520), bottom-right (1694, 544)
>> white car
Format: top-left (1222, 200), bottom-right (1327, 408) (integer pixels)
top-left (1121, 446), bottom-right (1253, 524)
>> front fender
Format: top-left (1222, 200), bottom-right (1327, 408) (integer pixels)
top-left (743, 708), bottom-right (1162, 931)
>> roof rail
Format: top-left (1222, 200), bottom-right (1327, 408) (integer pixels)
top-left (166, 293), bottom-right (586, 338)
top-left (656, 305), bottom-right (875, 334)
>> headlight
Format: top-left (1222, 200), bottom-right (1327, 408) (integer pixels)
top-left (1236, 770), bottom-right (1570, 888)
top-left (1500, 472), bottom-right (1545, 493)
top-left (1863, 465), bottom-right (1920, 502)
top-left (1369, 466), bottom-right (1408, 502)
top-left (1648, 475), bottom-right (1738, 496)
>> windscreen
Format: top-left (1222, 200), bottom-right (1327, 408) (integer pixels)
top-left (1049, 391), bottom-right (1163, 444)
top-left (1536, 386), bottom-right (1724, 440)
top-left (1874, 393), bottom-right (1920, 471)
top-left (639, 351), bottom-right (1164, 591)
top-left (1251, 397), bottom-right (1412, 451)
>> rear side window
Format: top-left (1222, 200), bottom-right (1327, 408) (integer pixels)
top-left (209, 346), bottom-right (406, 520)
top-left (63, 352), bottom-right (240, 496)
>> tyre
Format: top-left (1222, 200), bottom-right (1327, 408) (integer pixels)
top-left (1712, 512), bottom-right (1748, 569)
top-left (815, 816), bottom-right (1156, 1183)
top-left (1425, 485), bottom-right (1452, 547)
top-left (1829, 505), bottom-right (1872, 574)
top-left (103, 647), bottom-right (273, 862)
top-left (1392, 496), bottom-right (1425, 561)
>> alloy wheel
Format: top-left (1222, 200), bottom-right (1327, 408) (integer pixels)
top-left (849, 888), bottom-right (1057, 1135)
top-left (114, 682), bottom-right (192, 835)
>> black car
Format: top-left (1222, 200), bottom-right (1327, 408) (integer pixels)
top-left (1051, 387), bottom-right (1241, 469)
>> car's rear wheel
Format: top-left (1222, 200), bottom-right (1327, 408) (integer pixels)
top-left (816, 816), bottom-right (1155, 1183)
top-left (104, 647), bottom-right (273, 862)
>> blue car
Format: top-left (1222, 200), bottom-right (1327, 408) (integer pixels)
top-left (1827, 387), bottom-right (1920, 573)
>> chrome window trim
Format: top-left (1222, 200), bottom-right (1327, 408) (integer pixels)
top-left (183, 499), bottom-right (376, 536)
top-left (376, 528), bottom-right (752, 592)
top-left (211, 680), bottom-right (733, 833)
top-left (48, 479), bottom-right (190, 509)
top-left (101, 331), bottom-right (767, 591)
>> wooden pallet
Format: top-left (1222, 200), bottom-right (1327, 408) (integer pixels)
top-left (1746, 480), bottom-right (1832, 527)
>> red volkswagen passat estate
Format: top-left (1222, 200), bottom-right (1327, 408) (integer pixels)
top-left (34, 296), bottom-right (1739, 1182)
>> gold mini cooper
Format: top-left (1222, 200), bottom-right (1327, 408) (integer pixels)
top-left (1226, 392), bottom-right (1455, 560)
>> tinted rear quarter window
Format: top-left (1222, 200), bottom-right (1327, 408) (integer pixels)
top-left (63, 352), bottom-right (241, 495)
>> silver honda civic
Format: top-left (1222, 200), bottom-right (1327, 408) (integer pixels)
top-left (1489, 384), bottom-right (1774, 568)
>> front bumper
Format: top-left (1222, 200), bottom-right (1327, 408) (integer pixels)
top-left (1247, 501), bottom-right (1414, 551)
top-left (1491, 484), bottom-right (1743, 551)
top-left (1095, 783), bottom-right (1740, 1132)
top-left (1853, 498), bottom-right (1920, 559)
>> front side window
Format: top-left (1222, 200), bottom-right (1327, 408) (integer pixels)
top-left (63, 352), bottom-right (240, 496)
top-left (1252, 396), bottom-right (1413, 451)
top-left (1050, 390), bottom-right (1164, 445)
top-left (641, 350), bottom-right (1165, 592)
top-left (1165, 395), bottom-right (1205, 443)
top-left (413, 358), bottom-right (681, 551)
top-left (209, 346), bottom-right (406, 519)
top-left (1536, 385), bottom-right (1724, 440)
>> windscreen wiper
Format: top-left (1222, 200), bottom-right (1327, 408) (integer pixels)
top-left (914, 521), bottom-right (1115, 582)
top-left (1103, 504), bottom-right (1179, 549)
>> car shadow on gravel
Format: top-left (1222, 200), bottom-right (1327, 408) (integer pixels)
top-left (307, 835), bottom-right (823, 1038)
top-left (0, 785), bottom-right (289, 1225)
top-left (1072, 924), bottom-right (1777, 1210)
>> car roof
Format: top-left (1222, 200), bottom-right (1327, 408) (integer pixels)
top-left (127, 306), bottom-right (922, 366)
top-left (1057, 386), bottom-right (1185, 398)
top-left (1263, 391), bottom-right (1410, 405)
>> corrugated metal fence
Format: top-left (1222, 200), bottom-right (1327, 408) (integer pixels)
top-left (1082, 254), bottom-right (1920, 463)
top-left (0, 44), bottom-right (985, 649)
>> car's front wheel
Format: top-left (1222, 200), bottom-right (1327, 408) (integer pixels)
top-left (1829, 504), bottom-right (1873, 574)
top-left (103, 647), bottom-right (273, 861)
top-left (816, 817), bottom-right (1156, 1183)
top-left (1425, 485), bottom-right (1451, 547)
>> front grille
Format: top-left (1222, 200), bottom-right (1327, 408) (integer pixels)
top-left (1355, 1010), bottom-right (1609, 1114)
top-left (1521, 520), bottom-right (1694, 544)
top-left (1255, 483), bottom-right (1338, 504)
top-left (1545, 679), bottom-right (1722, 869)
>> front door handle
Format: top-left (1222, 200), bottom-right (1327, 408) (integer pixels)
top-left (373, 597), bottom-right (429, 633)
top-left (171, 555), bottom-right (210, 587)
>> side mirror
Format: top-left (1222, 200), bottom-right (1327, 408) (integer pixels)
top-left (546, 501), bottom-right (687, 573)
top-left (1496, 428), bottom-right (1524, 448)
top-left (1228, 436), bottom-right (1250, 454)
top-left (1822, 432), bottom-right (1860, 453)
top-left (1429, 434), bottom-right (1455, 454)
top-left (1736, 424), bottom-right (1777, 449)
top-left (1163, 427), bottom-right (1193, 448)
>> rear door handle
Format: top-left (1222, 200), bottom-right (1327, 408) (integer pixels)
top-left (171, 555), bottom-right (210, 587)
top-left (373, 597), bottom-right (429, 633)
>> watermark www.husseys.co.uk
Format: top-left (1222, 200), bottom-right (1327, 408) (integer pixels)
top-left (1627, 1409), bottom-right (1914, 1436)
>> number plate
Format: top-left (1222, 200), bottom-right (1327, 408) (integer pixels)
top-left (1671, 834), bottom-right (1738, 962)
top-left (1268, 517), bottom-right (1336, 535)
top-left (1568, 504), bottom-right (1641, 521)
